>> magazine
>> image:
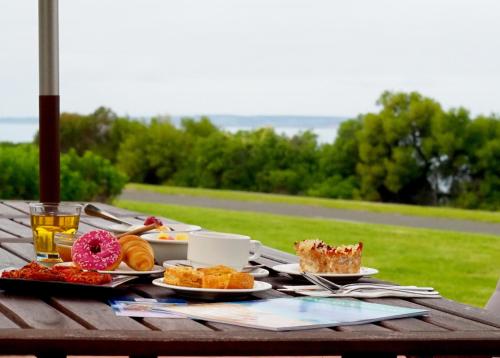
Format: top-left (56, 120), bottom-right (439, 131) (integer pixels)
top-left (109, 297), bottom-right (187, 318)
top-left (163, 297), bottom-right (429, 331)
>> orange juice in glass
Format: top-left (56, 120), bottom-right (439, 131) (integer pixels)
top-left (29, 203), bottom-right (82, 263)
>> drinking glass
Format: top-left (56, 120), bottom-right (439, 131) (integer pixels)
top-left (29, 203), bottom-right (82, 264)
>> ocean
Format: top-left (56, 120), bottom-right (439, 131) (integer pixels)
top-left (0, 115), bottom-right (346, 144)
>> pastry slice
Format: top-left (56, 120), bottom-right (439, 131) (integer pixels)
top-left (294, 240), bottom-right (363, 274)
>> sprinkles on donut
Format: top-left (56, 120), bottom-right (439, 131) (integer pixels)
top-left (71, 230), bottom-right (122, 270)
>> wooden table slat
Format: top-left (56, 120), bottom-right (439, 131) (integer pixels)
top-left (0, 203), bottom-right (26, 217)
top-left (0, 311), bottom-right (20, 328)
top-left (49, 296), bottom-right (151, 331)
top-left (261, 246), bottom-right (299, 263)
top-left (0, 329), bottom-right (499, 356)
top-left (0, 293), bottom-right (85, 329)
top-left (0, 218), bottom-right (33, 238)
top-left (379, 316), bottom-right (448, 332)
top-left (79, 216), bottom-right (145, 230)
top-left (1, 242), bottom-right (35, 262)
top-left (141, 316), bottom-right (214, 331)
top-left (1, 201), bottom-right (30, 214)
top-left (366, 297), bottom-right (500, 331)
top-left (0, 247), bottom-right (30, 269)
top-left (86, 202), bottom-right (140, 217)
top-left (337, 323), bottom-right (392, 332)
top-left (412, 297), bottom-right (500, 328)
top-left (0, 229), bottom-right (18, 240)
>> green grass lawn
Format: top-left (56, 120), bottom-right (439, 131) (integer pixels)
top-left (127, 183), bottom-right (500, 224)
top-left (115, 198), bottom-right (500, 307)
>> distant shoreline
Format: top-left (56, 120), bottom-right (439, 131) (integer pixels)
top-left (0, 114), bottom-right (348, 126)
top-left (0, 115), bottom-right (346, 144)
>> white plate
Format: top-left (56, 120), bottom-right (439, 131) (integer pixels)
top-left (109, 223), bottom-right (202, 233)
top-left (152, 278), bottom-right (272, 298)
top-left (141, 233), bottom-right (189, 244)
top-left (162, 260), bottom-right (270, 278)
top-left (56, 262), bottom-right (165, 276)
top-left (273, 263), bottom-right (378, 279)
top-left (98, 262), bottom-right (165, 275)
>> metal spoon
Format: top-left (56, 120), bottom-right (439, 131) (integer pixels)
top-left (84, 204), bottom-right (134, 226)
top-left (115, 223), bottom-right (158, 239)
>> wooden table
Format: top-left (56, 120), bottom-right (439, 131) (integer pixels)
top-left (0, 200), bottom-right (499, 358)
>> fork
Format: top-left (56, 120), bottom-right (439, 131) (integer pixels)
top-left (303, 272), bottom-right (434, 291)
top-left (302, 273), bottom-right (437, 295)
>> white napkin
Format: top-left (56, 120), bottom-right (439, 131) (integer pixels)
top-left (279, 285), bottom-right (441, 299)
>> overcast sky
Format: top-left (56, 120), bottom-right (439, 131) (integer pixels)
top-left (1, 0), bottom-right (500, 118)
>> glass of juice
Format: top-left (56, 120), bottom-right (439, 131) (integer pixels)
top-left (54, 232), bottom-right (79, 262)
top-left (29, 203), bottom-right (82, 264)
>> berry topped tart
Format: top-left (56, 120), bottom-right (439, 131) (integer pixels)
top-left (144, 216), bottom-right (163, 227)
top-left (294, 240), bottom-right (363, 274)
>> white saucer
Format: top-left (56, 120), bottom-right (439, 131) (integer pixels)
top-left (152, 278), bottom-right (272, 299)
top-left (273, 263), bottom-right (378, 279)
top-left (163, 260), bottom-right (270, 278)
top-left (56, 262), bottom-right (165, 276)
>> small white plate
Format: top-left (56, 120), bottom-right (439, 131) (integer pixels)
top-left (109, 223), bottom-right (202, 233)
top-left (56, 262), bottom-right (165, 276)
top-left (162, 260), bottom-right (270, 278)
top-left (273, 263), bottom-right (378, 279)
top-left (98, 262), bottom-right (165, 275)
top-left (141, 233), bottom-right (189, 244)
top-left (152, 278), bottom-right (272, 299)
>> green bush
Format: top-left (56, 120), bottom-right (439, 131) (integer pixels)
top-left (0, 144), bottom-right (39, 199)
top-left (61, 149), bottom-right (128, 202)
top-left (29, 93), bottom-right (500, 210)
top-left (0, 144), bottom-right (127, 202)
top-left (308, 175), bottom-right (359, 199)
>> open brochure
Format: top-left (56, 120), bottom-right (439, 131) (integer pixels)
top-left (109, 297), bottom-right (187, 318)
top-left (164, 297), bottom-right (429, 331)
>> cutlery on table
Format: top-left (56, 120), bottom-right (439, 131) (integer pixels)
top-left (303, 272), bottom-right (434, 290)
top-left (292, 288), bottom-right (441, 298)
top-left (84, 204), bottom-right (134, 226)
top-left (301, 272), bottom-right (438, 295)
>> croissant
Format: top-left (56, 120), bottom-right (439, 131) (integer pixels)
top-left (118, 235), bottom-right (155, 271)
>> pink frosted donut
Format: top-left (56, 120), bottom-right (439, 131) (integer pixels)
top-left (71, 230), bottom-right (122, 270)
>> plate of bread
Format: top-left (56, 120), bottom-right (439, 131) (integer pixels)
top-left (275, 239), bottom-right (378, 280)
top-left (162, 260), bottom-right (270, 278)
top-left (153, 265), bottom-right (272, 299)
top-left (56, 230), bottom-right (163, 276)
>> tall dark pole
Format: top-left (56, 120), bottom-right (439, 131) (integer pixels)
top-left (38, 0), bottom-right (60, 203)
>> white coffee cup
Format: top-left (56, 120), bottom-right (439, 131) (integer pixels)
top-left (187, 231), bottom-right (262, 271)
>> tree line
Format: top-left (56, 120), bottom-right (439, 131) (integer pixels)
top-left (8, 90), bottom-right (499, 209)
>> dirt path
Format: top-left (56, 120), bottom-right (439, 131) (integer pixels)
top-left (120, 189), bottom-right (500, 236)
